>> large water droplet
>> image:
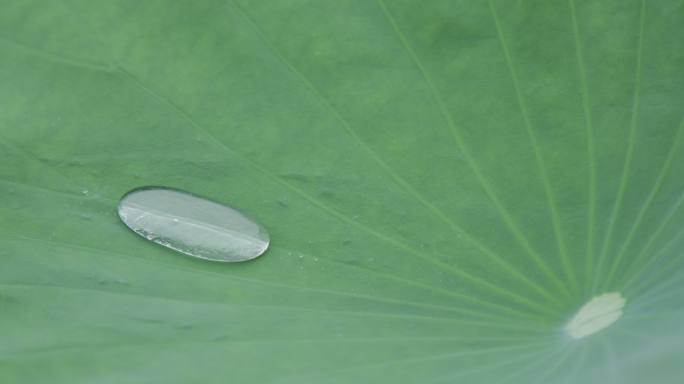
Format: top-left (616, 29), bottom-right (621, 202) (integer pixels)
top-left (118, 187), bottom-right (269, 262)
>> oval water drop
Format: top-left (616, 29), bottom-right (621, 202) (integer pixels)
top-left (565, 292), bottom-right (625, 340)
top-left (118, 187), bottom-right (269, 262)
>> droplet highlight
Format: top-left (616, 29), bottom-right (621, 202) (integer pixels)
top-left (565, 292), bottom-right (625, 340)
top-left (118, 187), bottom-right (269, 262)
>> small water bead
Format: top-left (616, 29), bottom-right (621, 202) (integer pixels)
top-left (118, 187), bottom-right (269, 262)
top-left (565, 292), bottom-right (626, 340)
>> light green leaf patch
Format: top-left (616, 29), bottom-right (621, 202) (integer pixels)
top-left (1, 0), bottom-right (683, 383)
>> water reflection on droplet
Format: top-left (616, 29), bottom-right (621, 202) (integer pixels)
top-left (117, 187), bottom-right (269, 262)
top-left (565, 292), bottom-right (625, 339)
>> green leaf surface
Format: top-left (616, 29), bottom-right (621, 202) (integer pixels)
top-left (1, 0), bottom-right (683, 382)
